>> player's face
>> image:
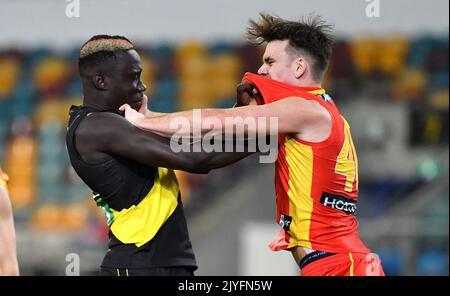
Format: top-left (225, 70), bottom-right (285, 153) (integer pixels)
top-left (257, 40), bottom-right (299, 85)
top-left (109, 49), bottom-right (147, 110)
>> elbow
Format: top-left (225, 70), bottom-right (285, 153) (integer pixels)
top-left (182, 157), bottom-right (212, 174)
top-left (176, 153), bottom-right (215, 174)
top-left (173, 159), bottom-right (211, 174)
top-left (186, 163), bottom-right (211, 174)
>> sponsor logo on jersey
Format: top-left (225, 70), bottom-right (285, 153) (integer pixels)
top-left (279, 214), bottom-right (293, 231)
top-left (320, 193), bottom-right (357, 215)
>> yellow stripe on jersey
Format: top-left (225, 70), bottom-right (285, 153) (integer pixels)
top-left (346, 118), bottom-right (359, 192)
top-left (285, 137), bottom-right (314, 249)
top-left (110, 167), bottom-right (179, 247)
top-left (335, 118), bottom-right (359, 192)
top-left (309, 89), bottom-right (326, 95)
top-left (349, 253), bottom-right (354, 276)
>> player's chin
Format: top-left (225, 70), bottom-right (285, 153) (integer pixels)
top-left (131, 101), bottom-right (142, 111)
top-left (131, 102), bottom-right (142, 111)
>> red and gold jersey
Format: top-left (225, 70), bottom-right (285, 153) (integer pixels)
top-left (0, 167), bottom-right (8, 190)
top-left (243, 73), bottom-right (370, 254)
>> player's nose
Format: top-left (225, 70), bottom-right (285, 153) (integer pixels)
top-left (257, 64), bottom-right (267, 75)
top-left (138, 81), bottom-right (147, 92)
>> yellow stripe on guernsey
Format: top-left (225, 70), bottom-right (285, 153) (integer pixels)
top-left (110, 167), bottom-right (179, 247)
top-left (309, 89), bottom-right (326, 95)
top-left (349, 253), bottom-right (354, 276)
top-left (285, 137), bottom-right (314, 249)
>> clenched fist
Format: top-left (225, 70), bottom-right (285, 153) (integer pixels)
top-left (236, 83), bottom-right (261, 107)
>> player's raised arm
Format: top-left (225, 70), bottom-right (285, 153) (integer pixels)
top-left (76, 112), bottom-right (255, 174)
top-left (120, 95), bottom-right (331, 140)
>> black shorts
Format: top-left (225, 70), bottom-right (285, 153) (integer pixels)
top-left (100, 266), bottom-right (195, 276)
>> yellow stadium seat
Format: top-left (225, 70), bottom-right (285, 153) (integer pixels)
top-left (59, 96), bottom-right (83, 124)
top-left (392, 68), bottom-right (427, 99)
top-left (349, 37), bottom-right (380, 76)
top-left (34, 99), bottom-right (67, 126)
top-left (31, 204), bottom-right (63, 231)
top-left (178, 55), bottom-right (211, 80)
top-left (61, 203), bottom-right (89, 232)
top-left (4, 136), bottom-right (37, 209)
top-left (429, 90), bottom-right (449, 110)
top-left (179, 79), bottom-right (214, 109)
top-left (176, 41), bottom-right (206, 60)
top-left (378, 36), bottom-right (410, 76)
top-left (207, 54), bottom-right (242, 102)
top-left (8, 185), bottom-right (35, 209)
top-left (33, 57), bottom-right (71, 92)
top-left (0, 57), bottom-right (21, 98)
top-left (209, 54), bottom-right (242, 79)
top-left (209, 78), bottom-right (239, 102)
top-left (140, 54), bottom-right (156, 97)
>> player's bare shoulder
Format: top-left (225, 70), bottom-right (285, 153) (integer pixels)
top-left (76, 111), bottom-right (126, 141)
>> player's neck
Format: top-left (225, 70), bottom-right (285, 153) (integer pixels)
top-left (296, 77), bottom-right (322, 88)
top-left (83, 94), bottom-right (114, 111)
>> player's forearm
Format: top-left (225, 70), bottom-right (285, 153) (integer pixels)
top-left (202, 151), bottom-right (255, 172)
top-left (135, 105), bottom-right (275, 138)
top-left (184, 139), bottom-right (256, 173)
top-left (146, 110), bottom-right (166, 118)
top-left (135, 109), bottom-right (225, 137)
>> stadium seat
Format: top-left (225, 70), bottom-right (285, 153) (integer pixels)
top-left (208, 41), bottom-right (236, 55)
top-left (428, 71), bottom-right (449, 90)
top-left (176, 41), bottom-right (206, 60)
top-left (349, 37), bottom-right (380, 76)
top-left (0, 56), bottom-right (21, 99)
top-left (391, 68), bottom-right (427, 99)
top-left (179, 79), bottom-right (214, 109)
top-left (407, 37), bottom-right (436, 68)
top-left (34, 100), bottom-right (67, 126)
top-left (148, 79), bottom-right (179, 112)
top-left (178, 54), bottom-right (210, 80)
top-left (429, 89), bottom-right (449, 110)
top-left (150, 43), bottom-right (176, 79)
top-left (31, 204), bottom-right (63, 231)
top-left (238, 43), bottom-right (265, 74)
top-left (33, 56), bottom-right (71, 96)
top-left (207, 52), bottom-right (242, 103)
top-left (329, 40), bottom-right (358, 81)
top-left (416, 249), bottom-right (448, 275)
top-left (4, 135), bottom-right (37, 209)
top-left (61, 203), bottom-right (89, 232)
top-left (140, 54), bottom-right (156, 96)
top-left (378, 36), bottom-right (409, 76)
top-left (377, 248), bottom-right (404, 276)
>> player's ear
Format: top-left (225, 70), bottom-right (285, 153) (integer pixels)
top-left (294, 57), bottom-right (307, 79)
top-left (93, 73), bottom-right (109, 90)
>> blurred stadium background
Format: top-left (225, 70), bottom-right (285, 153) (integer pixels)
top-left (0, 0), bottom-right (448, 275)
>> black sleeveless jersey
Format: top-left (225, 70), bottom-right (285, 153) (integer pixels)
top-left (66, 105), bottom-right (197, 269)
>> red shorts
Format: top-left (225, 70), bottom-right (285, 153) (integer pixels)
top-left (299, 251), bottom-right (385, 276)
